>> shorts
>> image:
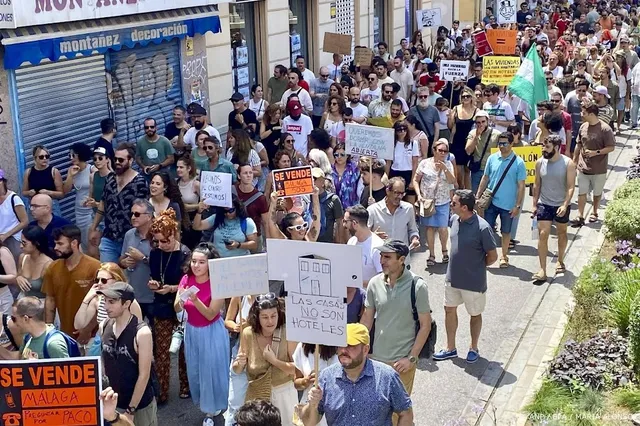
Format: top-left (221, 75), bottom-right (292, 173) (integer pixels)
top-left (444, 283), bottom-right (486, 316)
top-left (484, 203), bottom-right (514, 234)
top-left (578, 172), bottom-right (606, 197)
top-left (617, 97), bottom-right (626, 111)
top-left (536, 203), bottom-right (570, 224)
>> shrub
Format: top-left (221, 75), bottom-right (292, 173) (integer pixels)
top-left (614, 179), bottom-right (640, 200)
top-left (628, 292), bottom-right (640, 374)
top-left (608, 268), bottom-right (640, 335)
top-left (525, 379), bottom-right (573, 417)
top-left (605, 198), bottom-right (640, 241)
top-left (614, 387), bottom-right (640, 412)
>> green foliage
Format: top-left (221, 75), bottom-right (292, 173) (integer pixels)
top-left (525, 379), bottom-right (573, 417)
top-left (613, 387), bottom-right (640, 412)
top-left (608, 268), bottom-right (640, 335)
top-left (613, 179), bottom-right (640, 200)
top-left (628, 292), bottom-right (640, 373)
top-left (526, 381), bottom-right (606, 426)
top-left (604, 198), bottom-right (640, 241)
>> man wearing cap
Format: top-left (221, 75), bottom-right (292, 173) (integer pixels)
top-left (283, 99), bottom-right (313, 157)
top-left (361, 240), bottom-right (431, 398)
top-left (228, 93), bottom-right (258, 136)
top-left (465, 110), bottom-right (501, 194)
top-left (184, 102), bottom-right (222, 150)
top-left (135, 118), bottom-right (175, 178)
top-left (310, 67), bottom-right (335, 128)
top-left (594, 85), bottom-right (615, 125)
top-left (100, 282), bottom-right (156, 426)
top-left (300, 323), bottom-right (413, 426)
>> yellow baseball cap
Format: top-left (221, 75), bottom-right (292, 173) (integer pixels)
top-left (346, 323), bottom-right (370, 346)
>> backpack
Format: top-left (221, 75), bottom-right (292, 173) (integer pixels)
top-left (24, 329), bottom-right (82, 358)
top-left (10, 194), bottom-right (18, 218)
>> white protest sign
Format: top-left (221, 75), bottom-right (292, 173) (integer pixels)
top-left (440, 60), bottom-right (470, 82)
top-left (416, 8), bottom-right (442, 28)
top-left (497, 0), bottom-right (517, 24)
top-left (209, 253), bottom-right (269, 299)
top-left (345, 123), bottom-right (394, 160)
top-left (267, 239), bottom-right (363, 347)
top-left (200, 171), bottom-right (232, 208)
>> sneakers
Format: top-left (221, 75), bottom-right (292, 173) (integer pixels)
top-left (433, 348), bottom-right (458, 361)
top-left (203, 417), bottom-right (214, 426)
top-left (466, 349), bottom-right (480, 364)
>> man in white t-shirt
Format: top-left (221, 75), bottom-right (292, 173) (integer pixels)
top-left (483, 83), bottom-right (515, 133)
top-left (296, 56), bottom-right (316, 84)
top-left (282, 100), bottom-right (313, 157)
top-left (348, 87), bottom-right (369, 124)
top-left (360, 72), bottom-right (381, 106)
top-left (281, 69), bottom-right (313, 114)
top-left (183, 102), bottom-right (222, 149)
top-left (344, 205), bottom-right (383, 287)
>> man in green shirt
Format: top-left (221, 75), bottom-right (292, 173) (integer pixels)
top-left (200, 136), bottom-right (238, 183)
top-left (267, 65), bottom-right (289, 104)
top-left (8, 297), bottom-right (70, 359)
top-left (135, 117), bottom-right (175, 178)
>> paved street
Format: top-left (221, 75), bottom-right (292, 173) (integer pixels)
top-left (157, 130), bottom-right (635, 426)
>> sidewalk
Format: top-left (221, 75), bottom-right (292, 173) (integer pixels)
top-left (459, 129), bottom-right (639, 426)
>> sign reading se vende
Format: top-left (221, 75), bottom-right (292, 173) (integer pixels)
top-left (273, 166), bottom-right (314, 198)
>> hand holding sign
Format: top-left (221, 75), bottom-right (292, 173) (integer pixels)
top-left (272, 166), bottom-right (314, 198)
top-left (200, 171), bottom-right (232, 208)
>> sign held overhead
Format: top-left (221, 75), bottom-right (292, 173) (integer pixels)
top-left (323, 32), bottom-right (353, 55)
top-left (345, 123), bottom-right (395, 160)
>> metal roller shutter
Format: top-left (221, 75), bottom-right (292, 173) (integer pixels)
top-left (107, 40), bottom-right (183, 143)
top-left (14, 55), bottom-right (110, 220)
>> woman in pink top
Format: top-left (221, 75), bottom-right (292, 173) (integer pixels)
top-left (175, 242), bottom-right (229, 426)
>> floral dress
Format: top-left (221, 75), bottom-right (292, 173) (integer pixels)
top-left (332, 161), bottom-right (361, 208)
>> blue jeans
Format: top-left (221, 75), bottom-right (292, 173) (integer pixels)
top-left (632, 94), bottom-right (640, 127)
top-left (99, 237), bottom-right (123, 263)
top-left (510, 211), bottom-right (521, 240)
top-left (484, 203), bottom-right (514, 234)
top-left (471, 170), bottom-right (484, 194)
top-left (225, 341), bottom-right (248, 426)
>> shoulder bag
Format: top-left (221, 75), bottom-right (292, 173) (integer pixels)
top-left (469, 130), bottom-right (491, 173)
top-left (244, 327), bottom-right (283, 403)
top-left (477, 155), bottom-right (517, 210)
top-left (414, 163), bottom-right (440, 218)
top-left (411, 276), bottom-right (437, 359)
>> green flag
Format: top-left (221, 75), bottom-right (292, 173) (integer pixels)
top-left (508, 46), bottom-right (549, 121)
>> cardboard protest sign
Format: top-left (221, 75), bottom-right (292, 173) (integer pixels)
top-left (482, 56), bottom-right (521, 86)
top-left (354, 46), bottom-right (373, 66)
top-left (345, 123), bottom-right (394, 160)
top-left (0, 357), bottom-right (103, 426)
top-left (439, 60), bottom-right (469, 81)
top-left (267, 239), bottom-right (363, 347)
top-left (272, 166), bottom-right (314, 198)
top-left (491, 146), bottom-right (542, 184)
top-left (416, 8), bottom-right (442, 28)
top-left (486, 29), bottom-right (518, 55)
top-left (200, 171), bottom-right (232, 208)
top-left (497, 0), bottom-right (517, 24)
top-left (323, 32), bottom-right (352, 55)
top-left (209, 253), bottom-right (269, 299)
top-left (473, 31), bottom-right (493, 57)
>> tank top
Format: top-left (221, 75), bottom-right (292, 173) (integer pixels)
top-left (452, 108), bottom-right (477, 147)
top-left (102, 316), bottom-right (155, 410)
top-left (20, 256), bottom-right (45, 298)
top-left (91, 171), bottom-right (110, 213)
top-left (178, 178), bottom-right (199, 205)
top-left (539, 155), bottom-right (570, 207)
top-left (73, 166), bottom-right (92, 216)
top-left (28, 166), bottom-right (56, 193)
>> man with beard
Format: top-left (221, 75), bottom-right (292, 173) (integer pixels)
top-left (280, 68), bottom-right (313, 114)
top-left (593, 85), bottom-right (615, 125)
top-left (374, 59), bottom-right (394, 86)
top-left (164, 106), bottom-right (190, 162)
top-left (201, 136), bottom-right (238, 182)
top-left (368, 83), bottom-right (394, 119)
top-left (348, 87), bottom-right (368, 124)
top-left (184, 102), bottom-right (221, 150)
top-left (282, 100), bottom-right (313, 157)
top-left (43, 225), bottom-right (100, 344)
top-left (563, 79), bottom-right (591, 155)
top-left (300, 323), bottom-right (413, 426)
top-left (90, 144), bottom-right (149, 263)
top-left (95, 118), bottom-right (117, 167)
top-left (408, 86), bottom-right (440, 152)
top-left (28, 193), bottom-right (70, 251)
top-left (228, 92), bottom-right (258, 136)
top-left (531, 135), bottom-right (576, 282)
top-left (345, 205), bottom-right (383, 288)
top-left (135, 118), bottom-right (174, 178)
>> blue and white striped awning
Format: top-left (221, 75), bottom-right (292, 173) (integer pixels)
top-left (0, 6), bottom-right (221, 69)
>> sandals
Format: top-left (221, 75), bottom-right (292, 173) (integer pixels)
top-left (426, 256), bottom-right (436, 267)
top-left (588, 213), bottom-right (599, 223)
top-left (180, 391), bottom-right (191, 399)
top-left (570, 217), bottom-right (585, 228)
top-left (499, 257), bottom-right (509, 268)
top-left (532, 271), bottom-right (548, 282)
top-left (509, 240), bottom-right (516, 250)
top-left (442, 251), bottom-right (449, 263)
top-left (556, 262), bottom-right (566, 274)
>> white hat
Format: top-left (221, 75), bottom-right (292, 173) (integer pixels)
top-left (475, 110), bottom-right (490, 119)
top-left (594, 85), bottom-right (610, 98)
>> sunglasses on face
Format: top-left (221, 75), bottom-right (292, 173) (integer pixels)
top-left (368, 78), bottom-right (375, 81)
top-left (334, 152), bottom-right (346, 158)
top-left (461, 95), bottom-right (472, 99)
top-left (131, 211), bottom-right (149, 218)
top-left (37, 154), bottom-right (50, 160)
top-left (436, 148), bottom-right (449, 153)
top-left (418, 95), bottom-right (429, 99)
top-left (498, 142), bottom-right (510, 147)
top-left (284, 139), bottom-right (294, 143)
top-left (115, 157), bottom-right (128, 164)
top-left (384, 91), bottom-right (393, 94)
top-left (10, 315), bottom-right (30, 322)
top-left (144, 125), bottom-right (156, 129)
top-left (225, 207), bottom-right (236, 214)
top-left (95, 277), bottom-right (112, 285)
top-left (330, 102), bottom-right (338, 106)
top-left (287, 222), bottom-right (309, 232)
top-left (94, 156), bottom-right (105, 162)
top-left (546, 77), bottom-right (553, 81)
top-left (396, 127), bottom-right (408, 132)
top-left (320, 74), bottom-right (330, 78)
top-left (483, 92), bottom-right (492, 97)
top-left (203, 145), bottom-right (217, 151)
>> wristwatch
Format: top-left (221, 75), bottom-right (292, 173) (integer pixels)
top-left (106, 412), bottom-right (120, 423)
top-left (597, 150), bottom-right (601, 155)
top-left (142, 256), bottom-right (149, 264)
top-left (126, 406), bottom-right (137, 415)
top-left (408, 355), bottom-right (418, 364)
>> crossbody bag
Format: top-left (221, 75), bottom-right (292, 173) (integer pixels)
top-left (477, 155), bottom-right (517, 210)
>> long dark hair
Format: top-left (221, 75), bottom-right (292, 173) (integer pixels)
top-left (210, 195), bottom-right (248, 233)
top-left (394, 120), bottom-right (411, 147)
top-left (247, 296), bottom-right (286, 335)
top-left (229, 129), bottom-right (254, 165)
top-left (302, 343), bottom-right (337, 361)
top-left (279, 212), bottom-right (302, 239)
top-left (151, 171), bottom-right (190, 230)
top-left (22, 225), bottom-right (54, 259)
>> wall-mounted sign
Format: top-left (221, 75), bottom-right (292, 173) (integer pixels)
top-left (330, 2), bottom-right (337, 19)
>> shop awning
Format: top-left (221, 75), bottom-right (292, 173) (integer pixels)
top-left (0, 6), bottom-right (221, 69)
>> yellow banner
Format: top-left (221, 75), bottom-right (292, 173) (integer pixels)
top-left (482, 56), bottom-right (521, 86)
top-left (491, 146), bottom-right (542, 185)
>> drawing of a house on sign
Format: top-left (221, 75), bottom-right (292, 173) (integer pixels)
top-left (298, 255), bottom-right (332, 296)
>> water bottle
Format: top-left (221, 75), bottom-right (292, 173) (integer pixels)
top-left (532, 216), bottom-right (539, 240)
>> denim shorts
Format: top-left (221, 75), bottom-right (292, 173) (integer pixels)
top-left (484, 203), bottom-right (514, 234)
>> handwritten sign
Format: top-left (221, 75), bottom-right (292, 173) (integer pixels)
top-left (473, 31), bottom-right (493, 57)
top-left (200, 171), bottom-right (232, 208)
top-left (482, 56), bottom-right (521, 86)
top-left (490, 145), bottom-right (542, 184)
top-left (272, 166), bottom-right (314, 198)
top-left (416, 8), bottom-right (441, 28)
top-left (0, 357), bottom-right (103, 426)
top-left (287, 293), bottom-right (347, 347)
top-left (345, 123), bottom-right (394, 160)
top-left (486, 29), bottom-right (518, 55)
top-left (323, 32), bottom-right (353, 55)
top-left (440, 60), bottom-right (469, 81)
top-left (209, 253), bottom-right (269, 299)
top-left (354, 46), bottom-right (373, 66)
top-left (497, 0), bottom-right (517, 24)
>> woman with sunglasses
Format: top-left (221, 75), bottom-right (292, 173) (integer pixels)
top-left (63, 143), bottom-right (95, 252)
top-left (233, 294), bottom-right (297, 423)
top-left (279, 133), bottom-right (307, 168)
top-left (227, 130), bottom-right (262, 187)
top-left (84, 147), bottom-right (113, 258)
top-left (148, 208), bottom-right (191, 402)
top-left (413, 139), bottom-right (456, 267)
top-left (331, 143), bottom-right (360, 209)
top-left (267, 187), bottom-right (321, 242)
top-left (176, 155), bottom-right (202, 250)
top-left (175, 243), bottom-right (229, 426)
top-left (22, 145), bottom-right (64, 213)
top-left (320, 94), bottom-right (346, 136)
top-left (193, 195), bottom-right (258, 258)
top-left (149, 171), bottom-right (190, 233)
top-left (388, 120), bottom-right (420, 205)
top-left (448, 87), bottom-right (477, 189)
top-left (15, 226), bottom-right (52, 300)
top-left (259, 104), bottom-right (283, 167)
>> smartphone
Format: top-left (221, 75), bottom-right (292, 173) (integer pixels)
top-left (224, 240), bottom-right (233, 246)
